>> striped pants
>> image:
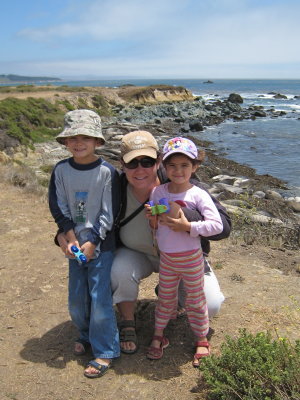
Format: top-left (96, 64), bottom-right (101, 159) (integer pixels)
top-left (155, 249), bottom-right (209, 338)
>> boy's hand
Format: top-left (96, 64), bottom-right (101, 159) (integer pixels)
top-left (81, 241), bottom-right (96, 261)
top-left (67, 240), bottom-right (80, 257)
top-left (57, 232), bottom-right (70, 256)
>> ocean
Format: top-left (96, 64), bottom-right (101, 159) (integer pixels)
top-left (5, 78), bottom-right (300, 195)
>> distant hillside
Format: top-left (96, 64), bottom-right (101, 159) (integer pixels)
top-left (0, 74), bottom-right (61, 84)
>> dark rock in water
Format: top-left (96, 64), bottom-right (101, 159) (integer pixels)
top-left (232, 114), bottom-right (244, 121)
top-left (203, 80), bottom-right (213, 84)
top-left (273, 93), bottom-right (288, 99)
top-left (228, 93), bottom-right (243, 104)
top-left (180, 124), bottom-right (190, 133)
top-left (189, 120), bottom-right (204, 131)
top-left (252, 110), bottom-right (267, 117)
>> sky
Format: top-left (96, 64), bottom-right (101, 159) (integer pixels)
top-left (1, 0), bottom-right (300, 80)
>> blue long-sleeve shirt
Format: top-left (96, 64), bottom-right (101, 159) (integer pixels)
top-left (49, 157), bottom-right (120, 255)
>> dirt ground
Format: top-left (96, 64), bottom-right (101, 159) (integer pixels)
top-left (0, 181), bottom-right (299, 400)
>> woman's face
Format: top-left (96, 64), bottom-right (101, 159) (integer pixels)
top-left (122, 155), bottom-right (160, 191)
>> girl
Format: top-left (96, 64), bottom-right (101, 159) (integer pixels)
top-left (145, 137), bottom-right (223, 367)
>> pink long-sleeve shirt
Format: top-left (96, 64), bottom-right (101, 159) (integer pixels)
top-left (150, 183), bottom-right (223, 253)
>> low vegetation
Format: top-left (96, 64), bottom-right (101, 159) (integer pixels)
top-left (0, 92), bottom-right (113, 146)
top-left (200, 329), bottom-right (300, 400)
top-left (0, 163), bottom-right (47, 198)
top-left (0, 97), bottom-right (65, 146)
top-left (0, 84), bottom-right (87, 94)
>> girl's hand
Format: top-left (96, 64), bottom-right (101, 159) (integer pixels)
top-left (160, 208), bottom-right (191, 232)
top-left (144, 204), bottom-right (158, 229)
top-left (144, 204), bottom-right (154, 219)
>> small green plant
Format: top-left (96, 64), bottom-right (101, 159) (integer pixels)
top-left (214, 261), bottom-right (223, 270)
top-left (200, 329), bottom-right (300, 400)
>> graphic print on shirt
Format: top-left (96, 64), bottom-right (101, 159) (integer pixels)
top-left (75, 192), bottom-right (88, 223)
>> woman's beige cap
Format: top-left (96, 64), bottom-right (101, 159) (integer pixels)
top-left (56, 109), bottom-right (105, 144)
top-left (121, 130), bottom-right (159, 163)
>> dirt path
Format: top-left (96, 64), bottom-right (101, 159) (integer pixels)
top-left (0, 181), bottom-right (299, 400)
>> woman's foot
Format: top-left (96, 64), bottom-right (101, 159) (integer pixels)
top-left (193, 341), bottom-right (210, 367)
top-left (119, 320), bottom-right (138, 354)
top-left (146, 335), bottom-right (169, 360)
top-left (84, 358), bottom-right (112, 378)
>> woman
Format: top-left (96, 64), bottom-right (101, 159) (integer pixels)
top-left (110, 131), bottom-right (230, 354)
top-left (57, 130), bottom-right (231, 355)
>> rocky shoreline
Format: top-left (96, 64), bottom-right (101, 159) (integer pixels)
top-left (1, 87), bottom-right (299, 251)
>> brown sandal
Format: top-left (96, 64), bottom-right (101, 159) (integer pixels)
top-left (146, 335), bottom-right (169, 360)
top-left (193, 341), bottom-right (210, 367)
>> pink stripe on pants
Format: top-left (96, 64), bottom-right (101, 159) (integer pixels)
top-left (155, 249), bottom-right (209, 338)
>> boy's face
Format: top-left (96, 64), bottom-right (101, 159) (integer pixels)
top-left (64, 135), bottom-right (99, 164)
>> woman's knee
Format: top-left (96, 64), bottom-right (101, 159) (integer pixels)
top-left (206, 291), bottom-right (225, 318)
top-left (204, 269), bottom-right (225, 318)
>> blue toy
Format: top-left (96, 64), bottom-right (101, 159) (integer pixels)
top-left (147, 198), bottom-right (170, 215)
top-left (71, 245), bottom-right (87, 264)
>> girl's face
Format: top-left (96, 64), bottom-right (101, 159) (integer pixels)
top-left (65, 135), bottom-right (99, 164)
top-left (164, 154), bottom-right (197, 188)
top-left (122, 155), bottom-right (159, 191)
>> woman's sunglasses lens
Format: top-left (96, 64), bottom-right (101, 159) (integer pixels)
top-left (125, 158), bottom-right (156, 169)
top-left (141, 158), bottom-right (156, 168)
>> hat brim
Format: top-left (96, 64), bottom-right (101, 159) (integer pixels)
top-left (56, 128), bottom-right (105, 145)
top-left (122, 148), bottom-right (158, 163)
top-left (162, 150), bottom-right (197, 161)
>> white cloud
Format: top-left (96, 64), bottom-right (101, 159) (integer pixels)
top-left (9, 0), bottom-right (300, 78)
top-left (18, 0), bottom-right (184, 41)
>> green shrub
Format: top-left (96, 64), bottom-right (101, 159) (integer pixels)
top-left (91, 94), bottom-right (112, 116)
top-left (56, 99), bottom-right (74, 111)
top-left (77, 97), bottom-right (88, 109)
top-left (200, 329), bottom-right (300, 400)
top-left (0, 97), bottom-right (65, 145)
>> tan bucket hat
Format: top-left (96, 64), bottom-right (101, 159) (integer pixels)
top-left (120, 130), bottom-right (159, 163)
top-left (56, 109), bottom-right (105, 144)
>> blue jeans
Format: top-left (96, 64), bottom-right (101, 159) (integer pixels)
top-left (68, 251), bottom-right (120, 359)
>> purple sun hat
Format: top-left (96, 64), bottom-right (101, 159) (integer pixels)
top-left (162, 137), bottom-right (198, 160)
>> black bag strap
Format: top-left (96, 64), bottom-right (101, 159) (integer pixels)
top-left (119, 200), bottom-right (148, 228)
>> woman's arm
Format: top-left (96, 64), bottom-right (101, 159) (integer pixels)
top-left (183, 179), bottom-right (231, 240)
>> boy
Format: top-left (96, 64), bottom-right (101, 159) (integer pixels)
top-left (49, 109), bottom-right (120, 378)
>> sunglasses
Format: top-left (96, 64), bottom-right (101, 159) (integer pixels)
top-left (124, 157), bottom-right (157, 169)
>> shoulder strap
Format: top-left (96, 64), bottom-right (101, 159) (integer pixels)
top-left (119, 200), bottom-right (148, 228)
top-left (116, 173), bottom-right (149, 228)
